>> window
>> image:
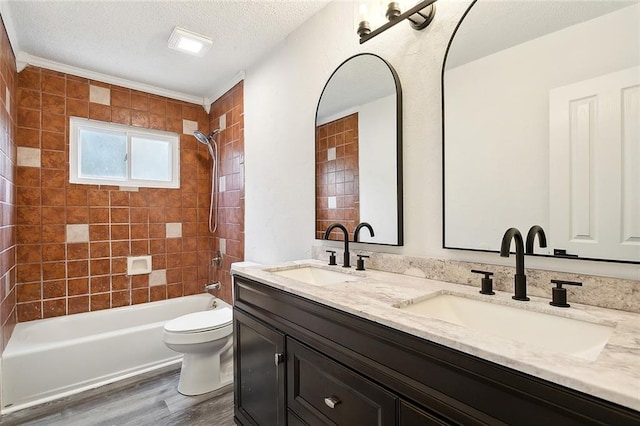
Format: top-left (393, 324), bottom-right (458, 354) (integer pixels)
top-left (69, 117), bottom-right (180, 188)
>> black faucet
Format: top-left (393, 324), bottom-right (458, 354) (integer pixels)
top-left (354, 222), bottom-right (375, 242)
top-left (525, 225), bottom-right (547, 254)
top-left (500, 227), bottom-right (529, 301)
top-left (324, 223), bottom-right (351, 268)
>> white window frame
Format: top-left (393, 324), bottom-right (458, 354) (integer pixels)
top-left (69, 117), bottom-right (180, 189)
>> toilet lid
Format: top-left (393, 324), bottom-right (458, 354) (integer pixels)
top-left (164, 307), bottom-right (232, 333)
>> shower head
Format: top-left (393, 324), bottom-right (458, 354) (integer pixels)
top-left (194, 130), bottom-right (211, 145)
top-left (193, 129), bottom-right (221, 145)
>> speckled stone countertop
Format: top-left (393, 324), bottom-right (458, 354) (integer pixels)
top-left (232, 260), bottom-right (640, 412)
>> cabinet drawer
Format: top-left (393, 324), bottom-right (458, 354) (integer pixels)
top-left (399, 400), bottom-right (449, 426)
top-left (288, 410), bottom-right (308, 426)
top-left (287, 337), bottom-right (396, 425)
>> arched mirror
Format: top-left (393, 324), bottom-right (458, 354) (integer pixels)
top-left (443, 0), bottom-right (640, 263)
top-left (316, 53), bottom-right (403, 246)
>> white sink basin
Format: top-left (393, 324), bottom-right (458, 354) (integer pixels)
top-left (397, 293), bottom-right (615, 361)
top-left (269, 266), bottom-right (362, 286)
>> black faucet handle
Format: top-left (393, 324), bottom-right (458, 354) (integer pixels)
top-left (356, 255), bottom-right (369, 271)
top-left (550, 280), bottom-right (582, 308)
top-left (326, 250), bottom-right (337, 266)
top-left (471, 269), bottom-right (494, 295)
top-left (471, 269), bottom-right (493, 278)
top-left (551, 279), bottom-right (582, 288)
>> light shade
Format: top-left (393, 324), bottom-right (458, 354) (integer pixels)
top-left (168, 27), bottom-right (213, 57)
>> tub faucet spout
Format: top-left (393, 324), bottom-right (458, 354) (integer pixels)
top-left (500, 227), bottom-right (529, 301)
top-left (205, 282), bottom-right (221, 291)
top-left (323, 223), bottom-right (351, 268)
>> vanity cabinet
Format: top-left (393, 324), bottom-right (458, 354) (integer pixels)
top-left (233, 276), bottom-right (640, 426)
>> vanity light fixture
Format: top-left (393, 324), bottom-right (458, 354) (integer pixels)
top-left (357, 0), bottom-right (437, 44)
top-left (168, 27), bottom-right (213, 57)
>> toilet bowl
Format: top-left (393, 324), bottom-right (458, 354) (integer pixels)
top-left (163, 306), bottom-right (233, 396)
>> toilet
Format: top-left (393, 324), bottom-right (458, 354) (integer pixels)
top-left (163, 306), bottom-right (233, 396)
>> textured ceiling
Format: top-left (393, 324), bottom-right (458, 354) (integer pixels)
top-left (4, 0), bottom-right (331, 102)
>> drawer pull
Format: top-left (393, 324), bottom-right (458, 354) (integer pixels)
top-left (324, 396), bottom-right (341, 409)
top-left (274, 352), bottom-right (284, 366)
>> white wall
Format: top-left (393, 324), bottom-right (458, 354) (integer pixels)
top-left (244, 0), bottom-right (639, 280)
top-left (359, 94), bottom-right (397, 243)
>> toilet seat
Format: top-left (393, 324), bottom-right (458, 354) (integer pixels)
top-left (164, 307), bottom-right (232, 334)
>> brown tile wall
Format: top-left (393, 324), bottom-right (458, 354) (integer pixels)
top-left (208, 82), bottom-right (244, 303)
top-left (0, 17), bottom-right (17, 351)
top-left (316, 113), bottom-right (360, 240)
top-left (15, 65), bottom-right (218, 321)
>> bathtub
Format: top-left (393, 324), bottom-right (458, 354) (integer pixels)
top-left (1, 293), bottom-right (228, 413)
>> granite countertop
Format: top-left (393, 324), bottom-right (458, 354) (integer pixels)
top-left (231, 259), bottom-right (640, 412)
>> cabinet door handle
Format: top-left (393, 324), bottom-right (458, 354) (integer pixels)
top-left (274, 352), bottom-right (284, 366)
top-left (324, 396), bottom-right (341, 409)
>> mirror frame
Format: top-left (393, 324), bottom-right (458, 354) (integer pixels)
top-left (441, 0), bottom-right (639, 265)
top-left (315, 53), bottom-right (404, 246)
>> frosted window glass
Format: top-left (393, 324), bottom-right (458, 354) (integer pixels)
top-left (79, 128), bottom-right (127, 179)
top-left (130, 137), bottom-right (172, 182)
top-left (70, 117), bottom-right (179, 188)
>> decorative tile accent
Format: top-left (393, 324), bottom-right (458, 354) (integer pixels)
top-left (17, 147), bottom-right (41, 167)
top-left (89, 85), bottom-right (111, 106)
top-left (182, 119), bottom-right (198, 135)
top-left (328, 196), bottom-right (337, 209)
top-left (5, 87), bottom-right (10, 114)
top-left (166, 222), bottom-right (182, 238)
top-left (219, 238), bottom-right (226, 254)
top-left (219, 176), bottom-right (226, 192)
top-left (218, 113), bottom-right (226, 130)
top-left (327, 147), bottom-right (336, 161)
top-left (67, 224), bottom-right (90, 243)
top-left (149, 269), bottom-right (167, 287)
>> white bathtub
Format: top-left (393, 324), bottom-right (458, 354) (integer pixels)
top-left (1, 293), bottom-right (229, 413)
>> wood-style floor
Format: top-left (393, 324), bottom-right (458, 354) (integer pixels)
top-left (0, 365), bottom-right (236, 426)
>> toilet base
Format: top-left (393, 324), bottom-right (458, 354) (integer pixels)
top-left (177, 352), bottom-right (230, 396)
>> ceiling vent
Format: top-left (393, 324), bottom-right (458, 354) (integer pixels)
top-left (168, 27), bottom-right (213, 57)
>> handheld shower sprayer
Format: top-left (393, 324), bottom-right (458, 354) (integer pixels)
top-left (194, 129), bottom-right (221, 234)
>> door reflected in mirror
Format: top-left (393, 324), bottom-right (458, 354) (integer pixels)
top-left (316, 53), bottom-right (403, 246)
top-left (443, 0), bottom-right (640, 263)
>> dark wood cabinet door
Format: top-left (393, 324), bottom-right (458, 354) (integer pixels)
top-left (234, 308), bottom-right (286, 426)
top-left (287, 337), bottom-right (397, 426)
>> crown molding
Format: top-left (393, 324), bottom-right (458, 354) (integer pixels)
top-left (16, 51), bottom-right (210, 110)
top-left (204, 70), bottom-right (245, 111)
